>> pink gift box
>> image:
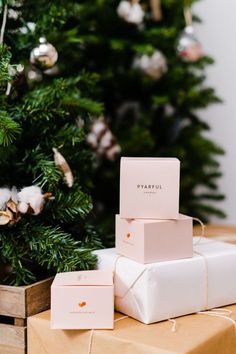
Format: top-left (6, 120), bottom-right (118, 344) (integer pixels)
top-left (115, 214), bottom-right (193, 263)
top-left (119, 157), bottom-right (180, 219)
top-left (51, 270), bottom-right (114, 329)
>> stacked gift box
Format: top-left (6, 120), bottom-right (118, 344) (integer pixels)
top-left (50, 157), bottom-right (236, 329)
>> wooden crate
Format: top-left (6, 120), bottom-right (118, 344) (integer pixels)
top-left (0, 277), bottom-right (53, 354)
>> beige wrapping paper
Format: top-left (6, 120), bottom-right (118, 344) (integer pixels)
top-left (28, 307), bottom-right (236, 354)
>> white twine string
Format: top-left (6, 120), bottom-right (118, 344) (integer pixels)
top-left (87, 315), bottom-right (129, 354)
top-left (197, 309), bottom-right (236, 330)
top-left (193, 217), bottom-right (206, 246)
top-left (0, 4), bottom-right (8, 44)
top-left (168, 318), bottom-right (177, 332)
top-left (87, 329), bottom-right (94, 354)
top-left (194, 250), bottom-right (209, 310)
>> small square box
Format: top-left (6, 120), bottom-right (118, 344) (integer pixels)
top-left (119, 157), bottom-right (180, 219)
top-left (51, 270), bottom-right (114, 329)
top-left (115, 214), bottom-right (193, 263)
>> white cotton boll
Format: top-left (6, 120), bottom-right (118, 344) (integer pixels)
top-left (18, 186), bottom-right (44, 215)
top-left (144, 51), bottom-right (168, 79)
top-left (117, 1), bottom-right (131, 20)
top-left (17, 202), bottom-right (28, 214)
top-left (29, 194), bottom-right (45, 215)
top-left (100, 131), bottom-right (113, 149)
top-left (106, 145), bottom-right (122, 161)
top-left (127, 3), bottom-right (144, 24)
top-left (150, 51), bottom-right (167, 72)
top-left (0, 188), bottom-right (12, 210)
top-left (139, 54), bottom-right (151, 70)
top-left (10, 187), bottom-right (18, 204)
top-left (92, 120), bottom-right (106, 137)
top-left (87, 132), bottom-right (98, 148)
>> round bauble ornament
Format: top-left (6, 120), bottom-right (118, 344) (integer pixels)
top-left (44, 65), bottom-right (59, 76)
top-left (177, 26), bottom-right (202, 62)
top-left (117, 0), bottom-right (144, 25)
top-left (134, 50), bottom-right (167, 79)
top-left (30, 37), bottom-right (58, 70)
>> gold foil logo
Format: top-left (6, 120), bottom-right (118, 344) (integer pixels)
top-left (126, 233), bottom-right (131, 238)
top-left (78, 301), bottom-right (87, 308)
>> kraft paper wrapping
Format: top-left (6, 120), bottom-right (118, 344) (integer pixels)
top-left (95, 238), bottom-right (236, 324)
top-left (28, 308), bottom-right (236, 354)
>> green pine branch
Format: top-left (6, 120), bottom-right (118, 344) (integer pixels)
top-left (0, 111), bottom-right (21, 146)
top-left (22, 223), bottom-right (98, 273)
top-left (47, 189), bottom-right (93, 223)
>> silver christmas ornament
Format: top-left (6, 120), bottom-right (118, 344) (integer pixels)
top-left (134, 50), bottom-right (168, 79)
top-left (44, 65), bottom-right (59, 76)
top-left (177, 26), bottom-right (202, 62)
top-left (30, 37), bottom-right (58, 70)
top-left (117, 0), bottom-right (144, 25)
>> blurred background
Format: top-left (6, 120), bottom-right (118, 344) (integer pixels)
top-left (195, 0), bottom-right (236, 225)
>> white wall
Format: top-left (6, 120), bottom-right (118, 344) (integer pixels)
top-left (194, 0), bottom-right (236, 224)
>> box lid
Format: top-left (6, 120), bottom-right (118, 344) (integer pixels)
top-left (121, 157), bottom-right (179, 163)
top-left (52, 270), bottom-right (113, 287)
top-left (116, 213), bottom-right (191, 224)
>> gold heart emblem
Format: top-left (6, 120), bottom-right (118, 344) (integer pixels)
top-left (126, 233), bottom-right (131, 238)
top-left (78, 301), bottom-right (87, 308)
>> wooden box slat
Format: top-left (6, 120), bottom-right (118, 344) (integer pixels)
top-left (0, 323), bottom-right (26, 354)
top-left (0, 277), bottom-right (53, 319)
top-left (0, 277), bottom-right (53, 354)
top-left (0, 286), bottom-right (25, 318)
top-left (25, 278), bottom-right (53, 317)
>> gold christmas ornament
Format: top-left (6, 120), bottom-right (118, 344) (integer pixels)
top-left (30, 37), bottom-right (58, 70)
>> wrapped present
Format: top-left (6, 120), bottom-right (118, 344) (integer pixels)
top-left (95, 238), bottom-right (236, 324)
top-left (119, 157), bottom-right (180, 219)
top-left (27, 307), bottom-right (236, 354)
top-left (116, 213), bottom-right (193, 263)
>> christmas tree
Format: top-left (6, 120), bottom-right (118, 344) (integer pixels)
top-left (75, 0), bottom-right (225, 237)
top-left (0, 0), bottom-right (225, 285)
top-left (0, 1), bottom-right (103, 285)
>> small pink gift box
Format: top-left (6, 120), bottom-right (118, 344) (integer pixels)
top-left (51, 270), bottom-right (114, 329)
top-left (115, 214), bottom-right (193, 263)
top-left (119, 157), bottom-right (180, 219)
